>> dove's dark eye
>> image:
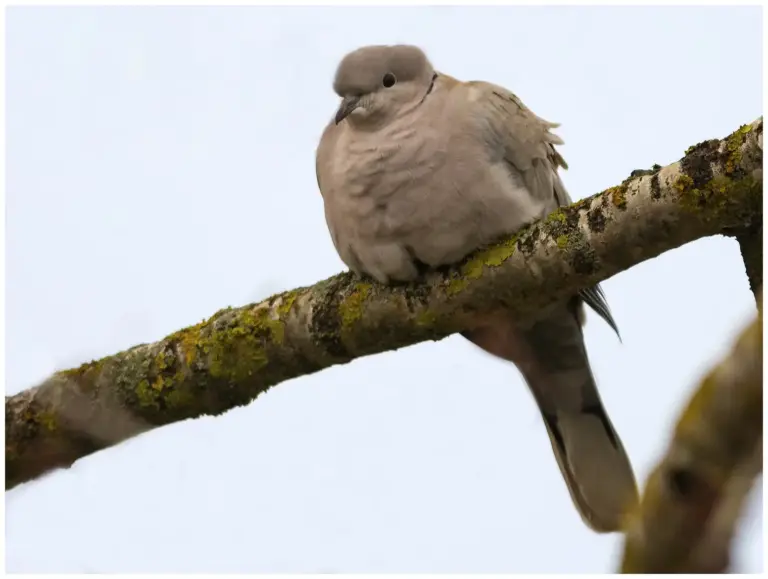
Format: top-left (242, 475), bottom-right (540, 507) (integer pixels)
top-left (382, 73), bottom-right (397, 88)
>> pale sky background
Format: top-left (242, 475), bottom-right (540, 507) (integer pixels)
top-left (4, 5), bottom-right (763, 573)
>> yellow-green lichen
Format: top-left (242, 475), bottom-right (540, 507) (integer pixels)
top-left (58, 357), bottom-right (107, 393)
top-left (415, 309), bottom-right (438, 327)
top-left (674, 174), bottom-right (694, 193)
top-left (154, 349), bottom-right (169, 373)
top-left (339, 282), bottom-right (372, 329)
top-left (206, 308), bottom-right (271, 381)
top-left (257, 307), bottom-right (286, 345)
top-left (23, 409), bottom-right (57, 431)
top-left (277, 291), bottom-right (299, 317)
top-left (165, 305), bottom-right (280, 388)
top-left (140, 348), bottom-right (188, 409)
top-left (174, 322), bottom-right (206, 367)
top-left (607, 185), bottom-right (628, 209)
top-left (547, 209), bottom-right (567, 223)
top-left (674, 168), bottom-right (760, 225)
top-left (462, 236), bottom-right (518, 279)
top-left (446, 234), bottom-right (519, 296)
top-left (151, 375), bottom-right (164, 391)
top-left (556, 235), bottom-right (569, 249)
top-left (135, 379), bottom-right (159, 409)
top-left (64, 358), bottom-right (105, 377)
top-left (447, 276), bottom-right (470, 296)
top-left (724, 123), bottom-right (753, 175)
top-left (706, 174), bottom-right (730, 195)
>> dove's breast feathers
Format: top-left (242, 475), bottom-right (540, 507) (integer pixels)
top-left (316, 78), bottom-right (555, 283)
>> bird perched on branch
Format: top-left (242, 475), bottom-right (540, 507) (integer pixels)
top-left (315, 44), bottom-right (638, 533)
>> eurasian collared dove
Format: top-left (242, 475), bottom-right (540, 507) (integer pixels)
top-left (315, 44), bottom-right (639, 533)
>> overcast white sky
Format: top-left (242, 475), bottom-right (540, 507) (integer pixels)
top-left (5, 5), bottom-right (763, 573)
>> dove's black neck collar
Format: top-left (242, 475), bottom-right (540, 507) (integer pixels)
top-left (418, 72), bottom-right (439, 105)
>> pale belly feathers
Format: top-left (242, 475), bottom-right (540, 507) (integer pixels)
top-left (323, 120), bottom-right (547, 283)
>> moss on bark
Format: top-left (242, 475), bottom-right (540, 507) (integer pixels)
top-left (6, 117), bottom-right (764, 491)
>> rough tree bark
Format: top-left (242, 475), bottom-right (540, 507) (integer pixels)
top-left (6, 119), bottom-right (763, 501)
top-left (736, 225), bottom-right (763, 300)
top-left (735, 127), bottom-right (764, 301)
top-left (620, 291), bottom-right (762, 573)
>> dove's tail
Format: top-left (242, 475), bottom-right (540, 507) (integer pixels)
top-left (463, 298), bottom-right (639, 533)
top-left (535, 384), bottom-right (639, 533)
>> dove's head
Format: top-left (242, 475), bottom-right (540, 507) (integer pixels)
top-left (332, 45), bottom-right (435, 127)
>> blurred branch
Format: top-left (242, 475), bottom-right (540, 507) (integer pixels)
top-left (6, 118), bottom-right (763, 491)
top-left (620, 290), bottom-right (763, 573)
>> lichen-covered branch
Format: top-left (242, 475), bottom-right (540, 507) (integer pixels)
top-left (620, 290), bottom-right (763, 573)
top-left (6, 118), bottom-right (763, 491)
top-left (733, 126), bottom-right (763, 303)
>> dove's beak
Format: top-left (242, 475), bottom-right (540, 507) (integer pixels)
top-left (335, 96), bottom-right (362, 124)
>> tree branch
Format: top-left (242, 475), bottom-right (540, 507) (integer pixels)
top-left (736, 224), bottom-right (763, 301)
top-left (733, 125), bottom-right (763, 303)
top-left (6, 118), bottom-right (763, 490)
top-left (620, 290), bottom-right (763, 573)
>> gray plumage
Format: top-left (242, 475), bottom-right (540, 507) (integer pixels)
top-left (316, 44), bottom-right (638, 532)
